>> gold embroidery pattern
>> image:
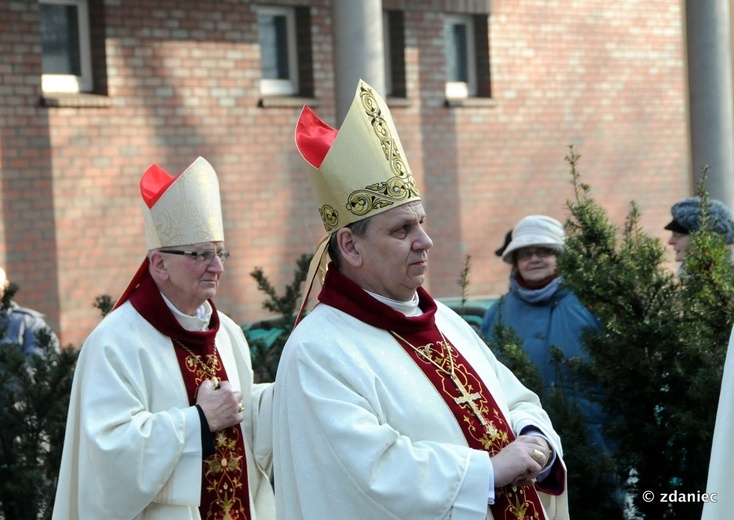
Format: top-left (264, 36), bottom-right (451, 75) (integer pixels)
top-left (344, 85), bottom-right (420, 217)
top-left (319, 205), bottom-right (340, 232)
top-left (399, 333), bottom-right (510, 454)
top-left (204, 428), bottom-right (247, 520)
top-left (178, 348), bottom-right (248, 520)
top-left (391, 331), bottom-right (543, 520)
top-left (503, 486), bottom-right (542, 520)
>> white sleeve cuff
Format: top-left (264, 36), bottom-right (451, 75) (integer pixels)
top-left (521, 429), bottom-right (558, 481)
top-left (487, 455), bottom-right (496, 504)
top-left (451, 448), bottom-right (493, 516)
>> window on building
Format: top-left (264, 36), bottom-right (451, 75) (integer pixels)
top-left (40, 0), bottom-right (93, 93)
top-left (444, 14), bottom-right (476, 99)
top-left (258, 6), bottom-right (299, 96)
top-left (383, 10), bottom-right (406, 98)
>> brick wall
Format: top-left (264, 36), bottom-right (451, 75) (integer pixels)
top-left (0, 0), bottom-right (59, 339)
top-left (0, 0), bottom-right (688, 346)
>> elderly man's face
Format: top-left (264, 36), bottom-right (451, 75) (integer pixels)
top-left (351, 201), bottom-right (433, 301)
top-left (156, 242), bottom-right (227, 315)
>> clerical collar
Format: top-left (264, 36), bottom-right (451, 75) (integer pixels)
top-left (160, 293), bottom-right (213, 332)
top-left (318, 264), bottom-right (437, 334)
top-left (365, 290), bottom-right (423, 317)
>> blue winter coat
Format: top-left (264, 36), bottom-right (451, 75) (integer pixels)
top-left (480, 275), bottom-right (612, 454)
top-left (481, 276), bottom-right (598, 383)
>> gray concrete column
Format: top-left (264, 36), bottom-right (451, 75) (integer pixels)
top-left (332, 0), bottom-right (386, 125)
top-left (685, 0), bottom-right (734, 207)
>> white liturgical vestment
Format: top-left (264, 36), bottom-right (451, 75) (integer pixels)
top-left (273, 295), bottom-right (568, 520)
top-left (702, 326), bottom-right (734, 519)
top-left (52, 300), bottom-right (275, 520)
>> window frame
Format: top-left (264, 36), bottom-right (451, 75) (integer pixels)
top-left (383, 9), bottom-right (407, 99)
top-left (257, 5), bottom-right (299, 97)
top-left (40, 0), bottom-right (93, 93)
top-left (383, 10), bottom-right (393, 96)
top-left (444, 14), bottom-right (477, 100)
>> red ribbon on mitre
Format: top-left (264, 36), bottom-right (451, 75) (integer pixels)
top-left (294, 105), bottom-right (338, 168)
top-left (112, 162), bottom-right (182, 311)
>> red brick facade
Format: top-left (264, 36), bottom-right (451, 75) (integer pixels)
top-left (0, 0), bottom-right (688, 346)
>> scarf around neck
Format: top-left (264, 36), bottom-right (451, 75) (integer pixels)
top-left (512, 273), bottom-right (563, 304)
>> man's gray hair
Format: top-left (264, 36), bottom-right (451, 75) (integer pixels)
top-left (328, 218), bottom-right (372, 270)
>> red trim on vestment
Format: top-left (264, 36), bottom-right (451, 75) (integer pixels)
top-left (128, 270), bottom-right (252, 520)
top-left (111, 257), bottom-right (149, 311)
top-left (319, 267), bottom-right (549, 519)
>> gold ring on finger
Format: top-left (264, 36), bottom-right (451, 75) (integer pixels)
top-left (531, 448), bottom-right (543, 462)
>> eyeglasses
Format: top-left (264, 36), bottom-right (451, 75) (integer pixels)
top-left (515, 247), bottom-right (556, 261)
top-left (159, 248), bottom-right (231, 265)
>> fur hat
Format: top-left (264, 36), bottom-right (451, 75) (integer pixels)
top-left (664, 197), bottom-right (734, 244)
top-left (502, 215), bottom-right (565, 263)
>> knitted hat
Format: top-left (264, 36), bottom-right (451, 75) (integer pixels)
top-left (502, 215), bottom-right (565, 264)
top-left (114, 156), bottom-right (224, 309)
top-left (664, 197), bottom-right (734, 244)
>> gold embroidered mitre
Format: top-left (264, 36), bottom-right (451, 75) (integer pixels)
top-left (113, 156), bottom-right (225, 310)
top-left (141, 156), bottom-right (224, 249)
top-left (295, 79), bottom-right (421, 233)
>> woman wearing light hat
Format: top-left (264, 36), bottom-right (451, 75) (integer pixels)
top-left (480, 215), bottom-right (601, 384)
top-left (480, 216), bottom-right (612, 465)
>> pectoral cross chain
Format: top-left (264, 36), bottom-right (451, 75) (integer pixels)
top-left (389, 329), bottom-right (490, 429)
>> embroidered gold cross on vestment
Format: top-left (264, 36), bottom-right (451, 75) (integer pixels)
top-left (452, 379), bottom-right (488, 427)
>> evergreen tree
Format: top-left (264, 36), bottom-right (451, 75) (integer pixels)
top-left (0, 284), bottom-right (79, 520)
top-left (245, 253), bottom-right (312, 383)
top-left (558, 146), bottom-right (734, 518)
top-left (463, 248), bottom-right (621, 517)
top-left (93, 294), bottom-right (115, 317)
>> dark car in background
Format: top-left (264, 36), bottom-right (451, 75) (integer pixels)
top-left (437, 296), bottom-right (497, 335)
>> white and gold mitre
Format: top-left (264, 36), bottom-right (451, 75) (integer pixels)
top-left (295, 80), bottom-right (421, 233)
top-left (141, 156), bottom-right (224, 250)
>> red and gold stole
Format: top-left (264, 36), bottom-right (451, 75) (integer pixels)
top-left (319, 266), bottom-right (547, 520)
top-left (130, 270), bottom-right (251, 520)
